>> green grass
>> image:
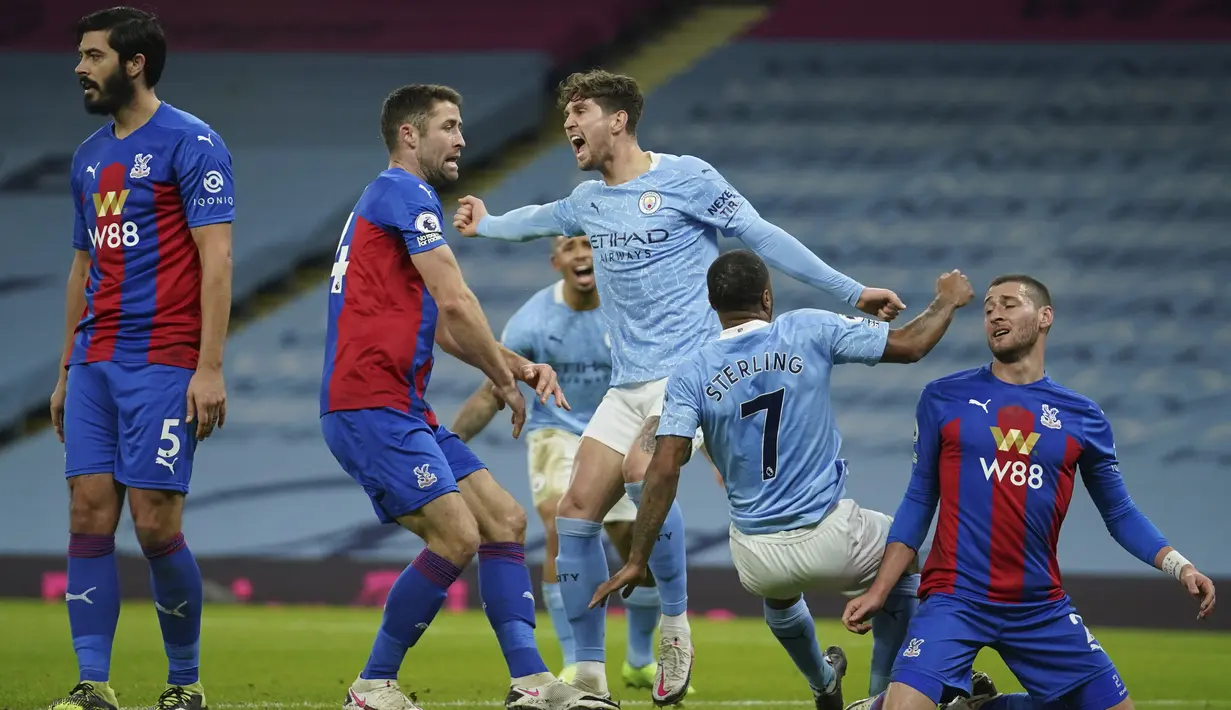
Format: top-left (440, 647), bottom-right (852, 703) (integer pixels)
top-left (1, 599), bottom-right (1228, 709)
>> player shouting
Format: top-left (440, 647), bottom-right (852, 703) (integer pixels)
top-left (452, 68), bottom-right (904, 705)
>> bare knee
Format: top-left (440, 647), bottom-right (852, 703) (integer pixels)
top-left (403, 492), bottom-right (480, 568)
top-left (882, 681), bottom-right (939, 710)
top-left (482, 500), bottom-right (528, 545)
top-left (128, 489), bottom-right (184, 549)
top-left (68, 474), bottom-right (123, 535)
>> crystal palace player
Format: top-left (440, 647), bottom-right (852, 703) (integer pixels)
top-left (50, 8), bottom-right (234, 710)
top-left (320, 84), bottom-right (617, 710)
top-left (591, 251), bottom-right (974, 710)
top-left (842, 275), bottom-right (1217, 710)
top-left (452, 69), bottom-right (905, 705)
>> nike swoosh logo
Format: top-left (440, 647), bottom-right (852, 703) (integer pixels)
top-left (521, 689), bottom-right (541, 697)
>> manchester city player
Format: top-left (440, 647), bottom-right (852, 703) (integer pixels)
top-left (451, 235), bottom-right (694, 693)
top-left (452, 69), bottom-right (905, 705)
top-left (591, 250), bottom-right (975, 710)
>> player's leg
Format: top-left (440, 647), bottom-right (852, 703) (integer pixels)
top-left (54, 363), bottom-right (124, 710)
top-left (322, 409), bottom-right (474, 710)
top-left (994, 600), bottom-right (1132, 710)
top-left (728, 523), bottom-right (847, 708)
top-left (843, 501), bottom-right (921, 696)
top-left (879, 595), bottom-right (990, 710)
top-left (555, 386), bottom-right (642, 696)
top-left (526, 429), bottom-right (580, 678)
top-left (602, 513), bottom-right (660, 686)
top-left (618, 379), bottom-right (693, 706)
top-left (113, 364), bottom-right (205, 709)
top-left (444, 428), bottom-right (618, 710)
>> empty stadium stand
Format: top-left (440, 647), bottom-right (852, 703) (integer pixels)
top-left (0, 0), bottom-right (670, 431)
top-left (2, 2), bottom-right (1228, 588)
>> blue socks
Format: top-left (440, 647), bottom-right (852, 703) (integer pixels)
top-left (555, 517), bottom-right (608, 663)
top-left (623, 481), bottom-right (688, 617)
top-left (143, 533), bottom-right (203, 686)
top-left (478, 542), bottom-right (549, 680)
top-left (623, 585), bottom-right (660, 669)
top-left (542, 581), bottom-right (576, 667)
top-left (67, 533), bottom-right (121, 683)
top-left (362, 549), bottom-right (461, 680)
top-left (765, 598), bottom-right (834, 693)
top-left (870, 573), bottom-right (920, 696)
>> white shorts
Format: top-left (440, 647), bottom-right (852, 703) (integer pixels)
top-left (728, 498), bottom-right (894, 600)
top-left (582, 378), bottom-right (704, 457)
top-left (526, 427), bottom-right (637, 524)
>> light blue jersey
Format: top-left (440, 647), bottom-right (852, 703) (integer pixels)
top-left (479, 153), bottom-right (865, 386)
top-left (501, 281), bottom-right (612, 436)
top-left (658, 310), bottom-right (889, 535)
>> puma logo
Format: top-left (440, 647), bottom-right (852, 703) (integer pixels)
top-left (65, 587), bottom-right (97, 604)
top-left (968, 399), bottom-right (990, 413)
top-left (156, 600), bottom-right (188, 617)
top-left (156, 456), bottom-right (177, 474)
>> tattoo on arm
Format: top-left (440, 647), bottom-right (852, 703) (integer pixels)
top-left (639, 416), bottom-right (660, 454)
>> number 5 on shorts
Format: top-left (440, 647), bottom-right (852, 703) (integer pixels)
top-left (159, 418), bottom-right (181, 460)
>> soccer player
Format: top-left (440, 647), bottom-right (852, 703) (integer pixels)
top-left (450, 234), bottom-right (694, 694)
top-left (320, 84), bottom-right (618, 710)
top-left (50, 8), bottom-right (234, 710)
top-left (451, 68), bottom-right (906, 705)
top-left (839, 274), bottom-right (1218, 710)
top-left (589, 250), bottom-right (975, 710)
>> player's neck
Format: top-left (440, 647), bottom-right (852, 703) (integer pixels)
top-left (719, 311), bottom-right (770, 331)
top-left (563, 286), bottom-right (599, 312)
top-left (600, 141), bottom-right (651, 186)
top-left (111, 90), bottom-right (161, 139)
top-left (990, 352), bottom-right (1046, 385)
top-left (388, 157), bottom-right (424, 182)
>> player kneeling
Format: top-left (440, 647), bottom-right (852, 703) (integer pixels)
top-left (842, 274), bottom-right (1216, 710)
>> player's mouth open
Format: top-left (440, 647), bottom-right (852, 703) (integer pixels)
top-left (570, 135), bottom-right (586, 155)
top-left (573, 264), bottom-right (594, 285)
top-left (993, 327), bottom-right (1010, 338)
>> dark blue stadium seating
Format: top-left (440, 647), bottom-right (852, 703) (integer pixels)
top-left (2, 41), bottom-right (1227, 577)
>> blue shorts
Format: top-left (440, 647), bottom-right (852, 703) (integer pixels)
top-left (892, 594), bottom-right (1128, 709)
top-left (321, 408), bottom-right (487, 524)
top-left (64, 361), bottom-right (198, 493)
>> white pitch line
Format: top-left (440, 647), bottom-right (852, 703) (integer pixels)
top-left (97, 699), bottom-right (1231, 710)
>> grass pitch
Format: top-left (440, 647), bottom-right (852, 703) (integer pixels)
top-left (1, 600), bottom-right (1228, 709)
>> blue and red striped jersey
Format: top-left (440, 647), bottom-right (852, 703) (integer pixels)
top-left (68, 103), bottom-right (235, 370)
top-left (319, 168), bottom-right (446, 425)
top-left (888, 366), bottom-right (1168, 605)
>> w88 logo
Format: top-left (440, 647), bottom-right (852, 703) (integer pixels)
top-left (979, 458), bottom-right (1044, 490)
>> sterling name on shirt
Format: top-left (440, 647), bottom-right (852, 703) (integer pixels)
top-left (705, 351), bottom-right (805, 402)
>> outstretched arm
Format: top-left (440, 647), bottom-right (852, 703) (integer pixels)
top-left (454, 195), bottom-right (580, 242)
top-left (733, 217), bottom-right (865, 307)
top-left (450, 382), bottom-right (502, 442)
top-left (1080, 406), bottom-right (1216, 618)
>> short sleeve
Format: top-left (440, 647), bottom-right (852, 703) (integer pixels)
top-left (379, 180), bottom-right (448, 256)
top-left (678, 159), bottom-right (760, 235)
top-left (804, 310), bottom-right (888, 366)
top-left (658, 364), bottom-right (703, 439)
top-left (70, 161), bottom-right (90, 251)
top-left (500, 303), bottom-right (537, 360)
top-left (175, 130), bottom-right (236, 228)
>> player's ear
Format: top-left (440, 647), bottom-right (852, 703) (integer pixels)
top-left (762, 288), bottom-right (772, 315)
top-left (1038, 304), bottom-right (1054, 332)
top-left (609, 110), bottom-right (627, 135)
top-left (126, 52), bottom-right (146, 81)
top-left (401, 122), bottom-right (418, 150)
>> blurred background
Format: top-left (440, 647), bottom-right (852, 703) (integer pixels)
top-left (1, 0), bottom-right (1229, 633)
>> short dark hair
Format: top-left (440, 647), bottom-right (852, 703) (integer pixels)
top-left (989, 273), bottom-right (1052, 309)
top-left (380, 84), bottom-right (463, 152)
top-left (76, 7), bottom-right (166, 88)
top-left (707, 250), bottom-right (770, 313)
top-left (556, 70), bottom-right (644, 135)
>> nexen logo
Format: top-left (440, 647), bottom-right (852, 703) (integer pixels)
top-left (93, 189), bottom-right (129, 217)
